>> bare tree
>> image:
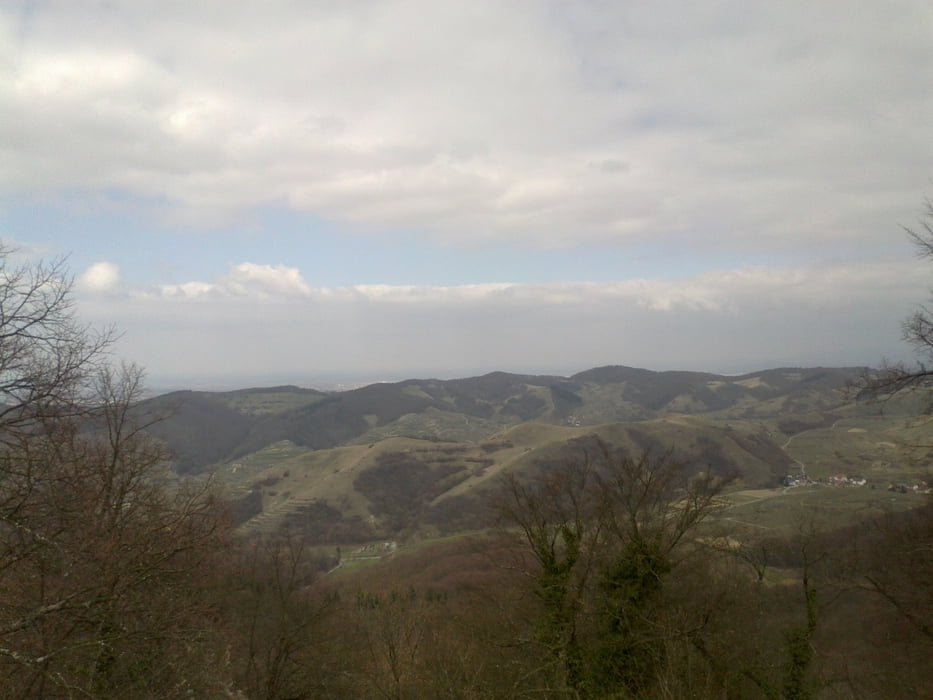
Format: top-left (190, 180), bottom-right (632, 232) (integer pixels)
top-left (904, 199), bottom-right (933, 369)
top-left (0, 246), bottom-right (113, 441)
top-left (223, 532), bottom-right (336, 700)
top-left (495, 456), bottom-right (602, 693)
top-left (0, 248), bottom-right (231, 696)
top-left (862, 200), bottom-right (933, 405)
top-left (0, 364), bottom-right (231, 696)
top-left (590, 449), bottom-right (731, 696)
top-left (495, 440), bottom-right (732, 697)
top-left (859, 505), bottom-right (933, 643)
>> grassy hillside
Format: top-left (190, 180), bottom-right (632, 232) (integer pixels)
top-left (146, 365), bottom-right (930, 542)
top-left (218, 415), bottom-right (872, 541)
top-left (146, 365), bottom-right (868, 473)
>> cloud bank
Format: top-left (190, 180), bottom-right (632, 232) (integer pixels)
top-left (74, 257), bottom-right (928, 385)
top-left (159, 263), bottom-right (311, 299)
top-left (3, 1), bottom-right (931, 254)
top-left (5, 2), bottom-right (932, 386)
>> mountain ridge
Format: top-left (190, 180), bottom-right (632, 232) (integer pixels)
top-left (139, 363), bottom-right (866, 472)
top-left (133, 363), bottom-right (932, 541)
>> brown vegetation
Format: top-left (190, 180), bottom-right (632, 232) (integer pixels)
top-left (0, 247), bottom-right (929, 697)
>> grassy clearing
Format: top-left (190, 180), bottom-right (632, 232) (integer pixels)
top-left (223, 410), bottom-right (929, 552)
top-left (350, 407), bottom-right (508, 444)
top-left (212, 440), bottom-right (312, 487)
top-left (326, 556), bottom-right (385, 577)
top-left (782, 414), bottom-right (930, 481)
top-left (713, 485), bottom-right (925, 534)
top-left (221, 390), bottom-right (326, 415)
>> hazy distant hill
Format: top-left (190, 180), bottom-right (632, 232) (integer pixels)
top-left (124, 364), bottom-right (933, 539)
top-left (139, 385), bottom-right (327, 473)
top-left (569, 365), bottom-right (860, 418)
top-left (141, 365), bottom-right (866, 474)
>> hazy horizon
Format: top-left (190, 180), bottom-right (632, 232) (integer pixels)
top-left (3, 1), bottom-right (930, 382)
top-left (143, 359), bottom-right (879, 397)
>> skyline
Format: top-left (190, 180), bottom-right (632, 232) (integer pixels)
top-left (2, 1), bottom-right (932, 389)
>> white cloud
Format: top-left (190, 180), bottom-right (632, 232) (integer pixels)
top-left (7, 2), bottom-right (933, 385)
top-left (76, 258), bottom-right (929, 382)
top-left (2, 1), bottom-right (930, 252)
top-left (158, 262), bottom-right (310, 299)
top-left (223, 262), bottom-right (311, 298)
top-left (77, 261), bottom-right (120, 292)
top-left (160, 281), bottom-right (213, 298)
top-left (144, 258), bottom-right (927, 311)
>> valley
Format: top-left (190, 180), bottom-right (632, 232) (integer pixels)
top-left (140, 364), bottom-right (930, 547)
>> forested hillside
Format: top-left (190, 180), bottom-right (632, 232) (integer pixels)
top-left (142, 366), bottom-right (866, 474)
top-left (0, 250), bottom-right (929, 698)
top-left (135, 364), bottom-right (931, 543)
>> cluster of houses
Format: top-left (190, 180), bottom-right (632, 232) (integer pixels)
top-left (827, 473), bottom-right (868, 487)
top-left (781, 473), bottom-right (931, 494)
top-left (780, 473), bottom-right (812, 487)
top-left (887, 480), bottom-right (931, 494)
top-left (352, 541), bottom-right (397, 558)
top-left (781, 473), bottom-right (866, 488)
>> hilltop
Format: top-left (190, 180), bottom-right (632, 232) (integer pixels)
top-left (143, 365), bottom-right (866, 469)
top-left (135, 365), bottom-right (929, 541)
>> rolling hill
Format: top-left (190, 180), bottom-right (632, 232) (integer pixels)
top-left (132, 364), bottom-right (931, 541)
top-left (142, 365), bottom-right (868, 471)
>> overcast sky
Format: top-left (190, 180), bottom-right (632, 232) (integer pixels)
top-left (2, 1), bottom-right (932, 390)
